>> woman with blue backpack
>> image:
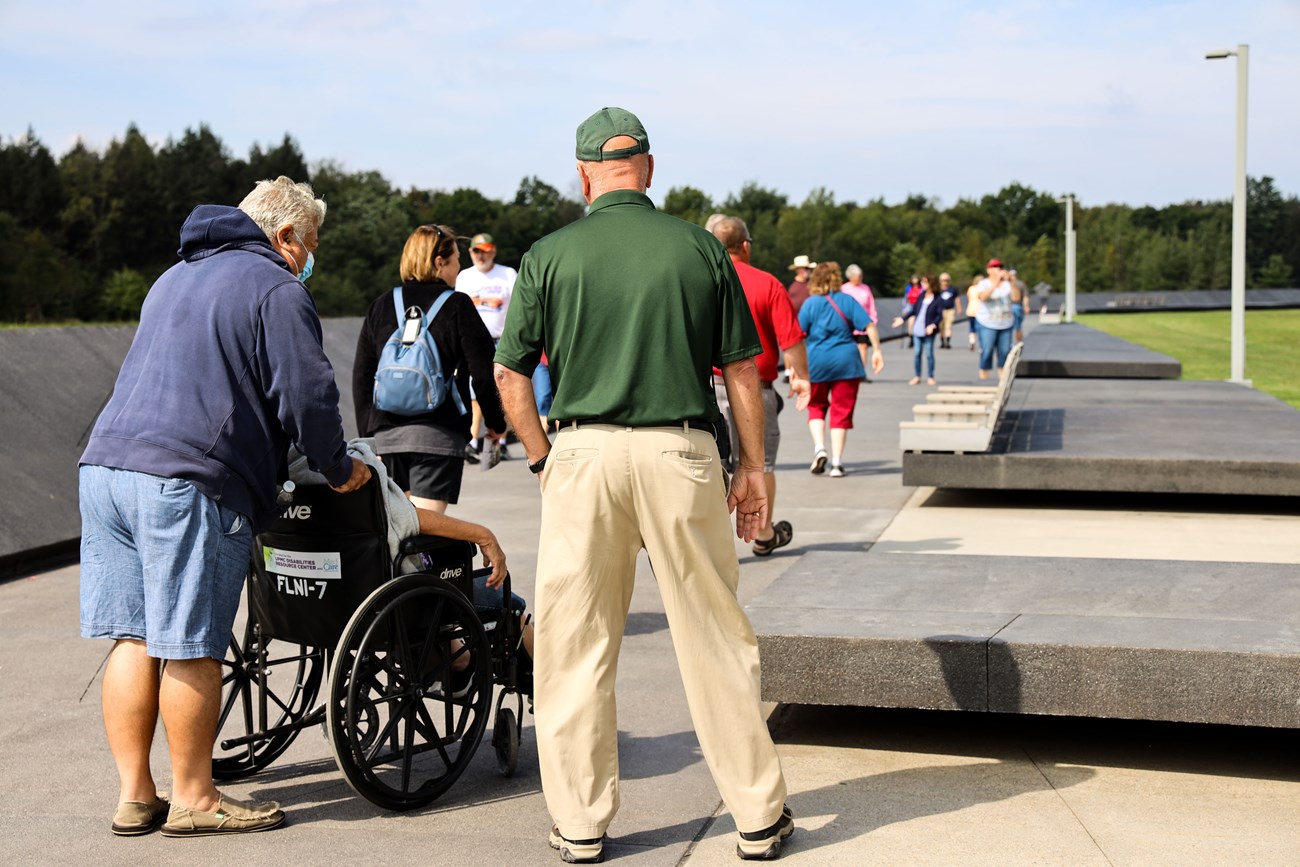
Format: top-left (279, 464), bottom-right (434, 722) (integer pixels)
top-left (353, 224), bottom-right (505, 513)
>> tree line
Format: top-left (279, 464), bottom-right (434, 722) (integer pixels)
top-left (1, 123), bottom-right (1296, 323)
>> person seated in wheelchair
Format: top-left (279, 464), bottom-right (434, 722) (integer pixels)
top-left (287, 439), bottom-right (533, 689)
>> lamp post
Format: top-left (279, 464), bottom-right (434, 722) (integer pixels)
top-left (1206, 44), bottom-right (1249, 385)
top-left (1057, 195), bottom-right (1077, 322)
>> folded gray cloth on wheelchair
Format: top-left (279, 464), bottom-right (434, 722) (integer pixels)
top-left (287, 438), bottom-right (419, 562)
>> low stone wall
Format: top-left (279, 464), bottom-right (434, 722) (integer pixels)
top-left (0, 318), bottom-right (363, 576)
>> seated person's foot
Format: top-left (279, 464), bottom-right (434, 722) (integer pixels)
top-left (446, 661), bottom-right (476, 699)
top-left (515, 641), bottom-right (534, 698)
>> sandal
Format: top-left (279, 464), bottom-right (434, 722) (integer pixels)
top-left (752, 521), bottom-right (793, 557)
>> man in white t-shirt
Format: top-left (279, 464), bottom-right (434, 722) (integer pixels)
top-left (457, 233), bottom-right (517, 460)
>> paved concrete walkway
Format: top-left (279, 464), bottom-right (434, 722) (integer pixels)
top-left (1, 319), bottom-right (1296, 865)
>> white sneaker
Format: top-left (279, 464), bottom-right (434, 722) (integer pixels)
top-left (828, 464), bottom-right (845, 478)
top-left (810, 449), bottom-right (828, 474)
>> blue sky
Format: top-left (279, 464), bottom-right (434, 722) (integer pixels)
top-left (2, 0), bottom-right (1298, 208)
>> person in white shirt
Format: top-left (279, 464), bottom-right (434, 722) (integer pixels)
top-left (456, 233), bottom-right (517, 460)
top-left (973, 258), bottom-right (1020, 379)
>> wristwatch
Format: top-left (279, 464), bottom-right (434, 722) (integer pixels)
top-left (528, 454), bottom-right (548, 474)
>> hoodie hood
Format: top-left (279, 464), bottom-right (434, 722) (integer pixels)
top-left (177, 204), bottom-right (289, 268)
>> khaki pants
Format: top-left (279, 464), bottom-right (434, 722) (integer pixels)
top-left (534, 422), bottom-right (787, 841)
top-left (941, 307), bottom-right (956, 337)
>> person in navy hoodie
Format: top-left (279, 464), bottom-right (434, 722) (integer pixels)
top-left (78, 177), bottom-right (370, 838)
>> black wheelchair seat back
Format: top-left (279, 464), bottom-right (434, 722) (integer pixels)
top-left (249, 477), bottom-right (391, 648)
top-left (248, 476), bottom-right (476, 648)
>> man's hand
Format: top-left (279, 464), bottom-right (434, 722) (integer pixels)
top-left (479, 530), bottom-right (508, 588)
top-left (788, 376), bottom-right (811, 412)
top-left (330, 457), bottom-right (371, 493)
top-left (727, 466), bottom-right (769, 542)
top-left (871, 348), bottom-right (885, 374)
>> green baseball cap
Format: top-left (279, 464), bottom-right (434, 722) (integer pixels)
top-left (575, 107), bottom-right (650, 161)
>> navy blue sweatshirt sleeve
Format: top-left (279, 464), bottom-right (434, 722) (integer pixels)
top-left (256, 281), bottom-right (352, 486)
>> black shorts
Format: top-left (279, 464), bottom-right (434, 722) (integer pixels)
top-left (381, 453), bottom-right (465, 503)
top-left (853, 334), bottom-right (871, 345)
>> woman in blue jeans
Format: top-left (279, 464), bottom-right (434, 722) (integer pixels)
top-left (891, 274), bottom-right (944, 384)
top-left (973, 258), bottom-right (1018, 378)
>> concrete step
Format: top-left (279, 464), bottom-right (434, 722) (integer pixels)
top-left (748, 551), bottom-right (1300, 728)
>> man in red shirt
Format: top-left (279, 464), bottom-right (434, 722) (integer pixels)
top-left (786, 254), bottom-right (815, 314)
top-left (713, 216), bottom-right (810, 556)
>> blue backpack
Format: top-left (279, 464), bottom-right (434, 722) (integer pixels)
top-left (372, 287), bottom-right (467, 416)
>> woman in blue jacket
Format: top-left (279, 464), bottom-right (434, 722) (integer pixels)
top-left (798, 261), bottom-right (872, 478)
top-left (892, 274), bottom-right (944, 385)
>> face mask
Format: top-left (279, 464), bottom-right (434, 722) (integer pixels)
top-left (292, 231), bottom-right (315, 282)
top-left (298, 251), bottom-right (314, 283)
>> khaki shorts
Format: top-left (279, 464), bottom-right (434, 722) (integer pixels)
top-left (714, 382), bottom-right (780, 473)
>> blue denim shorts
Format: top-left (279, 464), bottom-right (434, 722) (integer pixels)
top-left (79, 465), bottom-right (253, 660)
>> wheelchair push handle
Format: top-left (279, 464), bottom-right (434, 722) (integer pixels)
top-left (276, 479), bottom-right (296, 508)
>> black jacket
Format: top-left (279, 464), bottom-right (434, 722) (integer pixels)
top-left (353, 279), bottom-right (506, 440)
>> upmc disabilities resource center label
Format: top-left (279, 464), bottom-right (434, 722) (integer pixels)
top-left (264, 546), bottom-right (342, 599)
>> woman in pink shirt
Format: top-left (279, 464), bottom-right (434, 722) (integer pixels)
top-left (840, 264), bottom-right (884, 381)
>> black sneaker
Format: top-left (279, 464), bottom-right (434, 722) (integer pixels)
top-left (549, 826), bottom-right (604, 863)
top-left (736, 805), bottom-right (794, 860)
top-left (465, 442), bottom-right (481, 464)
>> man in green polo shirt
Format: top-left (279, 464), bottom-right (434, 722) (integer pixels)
top-left (494, 107), bottom-right (794, 863)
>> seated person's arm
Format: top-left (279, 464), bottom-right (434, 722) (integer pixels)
top-left (414, 508), bottom-right (507, 589)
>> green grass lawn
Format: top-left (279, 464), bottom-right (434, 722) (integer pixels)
top-left (1076, 309), bottom-right (1300, 409)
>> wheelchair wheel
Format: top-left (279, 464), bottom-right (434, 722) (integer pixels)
top-left (327, 573), bottom-right (492, 811)
top-left (214, 621), bottom-right (324, 780)
top-left (493, 705), bottom-right (519, 777)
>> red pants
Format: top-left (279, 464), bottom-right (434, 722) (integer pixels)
top-left (807, 378), bottom-right (860, 429)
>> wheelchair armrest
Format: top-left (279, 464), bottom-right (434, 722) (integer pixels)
top-left (399, 534), bottom-right (479, 559)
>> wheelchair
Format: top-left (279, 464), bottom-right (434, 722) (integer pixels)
top-left (211, 476), bottom-right (531, 811)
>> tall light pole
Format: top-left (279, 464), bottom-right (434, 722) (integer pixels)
top-left (1057, 195), bottom-right (1077, 322)
top-left (1206, 44), bottom-right (1249, 385)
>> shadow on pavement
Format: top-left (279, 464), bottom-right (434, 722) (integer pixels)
top-left (773, 704), bottom-right (1300, 782)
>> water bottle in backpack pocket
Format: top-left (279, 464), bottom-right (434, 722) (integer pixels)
top-left (372, 287), bottom-right (467, 416)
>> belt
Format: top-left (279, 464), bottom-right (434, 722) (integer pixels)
top-left (556, 418), bottom-right (716, 435)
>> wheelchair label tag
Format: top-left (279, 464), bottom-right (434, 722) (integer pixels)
top-left (263, 547), bottom-right (342, 580)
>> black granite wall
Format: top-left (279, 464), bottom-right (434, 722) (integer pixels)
top-left (0, 318), bottom-right (363, 576)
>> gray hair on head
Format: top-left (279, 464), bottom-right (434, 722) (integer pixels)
top-left (845, 264), bottom-right (863, 279)
top-left (710, 215), bottom-right (751, 253)
top-left (238, 176), bottom-right (327, 243)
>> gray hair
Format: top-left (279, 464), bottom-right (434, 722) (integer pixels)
top-left (703, 213), bottom-right (727, 232)
top-left (845, 264), bottom-right (863, 279)
top-left (238, 176), bottom-right (327, 243)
